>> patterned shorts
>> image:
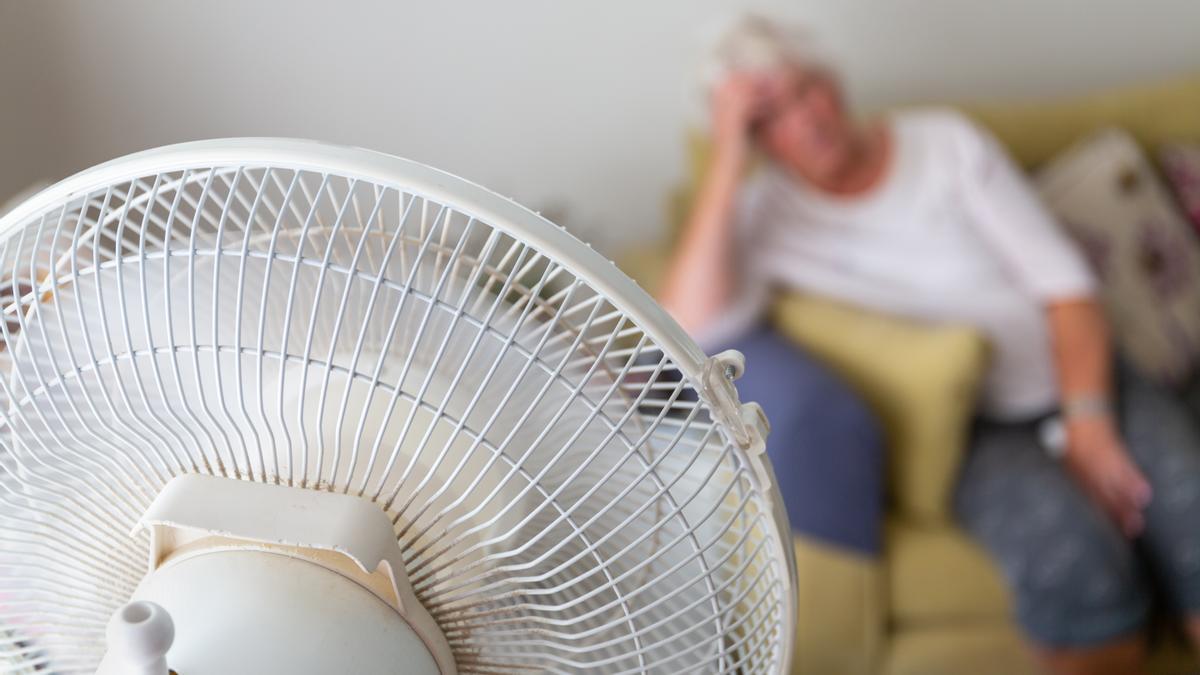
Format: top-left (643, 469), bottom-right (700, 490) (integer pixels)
top-left (955, 364), bottom-right (1200, 647)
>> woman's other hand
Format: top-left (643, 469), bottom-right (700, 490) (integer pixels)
top-left (1063, 416), bottom-right (1152, 538)
top-left (1046, 299), bottom-right (1149, 537)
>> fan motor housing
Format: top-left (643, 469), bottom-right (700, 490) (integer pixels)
top-left (95, 475), bottom-right (454, 675)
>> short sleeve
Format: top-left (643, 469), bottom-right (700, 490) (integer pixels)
top-left (952, 114), bottom-right (1096, 301)
top-left (690, 177), bottom-right (773, 351)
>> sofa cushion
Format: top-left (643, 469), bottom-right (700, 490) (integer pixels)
top-left (771, 293), bottom-right (988, 523)
top-left (1036, 128), bottom-right (1200, 384)
top-left (886, 520), bottom-right (1011, 625)
top-left (791, 535), bottom-right (884, 675)
top-left (885, 622), bottom-right (1038, 675)
top-left (887, 611), bottom-right (1199, 675)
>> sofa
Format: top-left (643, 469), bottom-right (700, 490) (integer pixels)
top-left (620, 72), bottom-right (1200, 675)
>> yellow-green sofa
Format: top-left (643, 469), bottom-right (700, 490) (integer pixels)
top-left (621, 73), bottom-right (1200, 675)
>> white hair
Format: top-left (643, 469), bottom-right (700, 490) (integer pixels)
top-left (701, 14), bottom-right (825, 92)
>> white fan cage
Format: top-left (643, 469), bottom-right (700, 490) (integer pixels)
top-left (0, 139), bottom-right (794, 674)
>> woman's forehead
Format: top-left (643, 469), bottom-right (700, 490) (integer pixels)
top-left (760, 65), bottom-right (833, 98)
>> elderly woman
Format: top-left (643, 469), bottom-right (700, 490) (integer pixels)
top-left (661, 16), bottom-right (1200, 675)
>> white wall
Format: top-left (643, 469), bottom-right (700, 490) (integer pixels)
top-left (2, 0), bottom-right (1199, 254)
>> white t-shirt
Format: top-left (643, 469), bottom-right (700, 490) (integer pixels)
top-left (697, 108), bottom-right (1096, 421)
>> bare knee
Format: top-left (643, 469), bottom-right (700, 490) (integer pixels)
top-left (1034, 634), bottom-right (1147, 675)
top-left (1186, 615), bottom-right (1200, 653)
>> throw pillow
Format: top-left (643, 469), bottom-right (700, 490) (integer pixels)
top-left (1037, 128), bottom-right (1200, 385)
top-left (1161, 143), bottom-right (1200, 232)
top-left (771, 293), bottom-right (989, 524)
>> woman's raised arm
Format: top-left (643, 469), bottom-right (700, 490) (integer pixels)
top-left (660, 75), bottom-right (761, 338)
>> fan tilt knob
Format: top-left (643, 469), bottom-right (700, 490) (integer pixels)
top-left (105, 601), bottom-right (175, 675)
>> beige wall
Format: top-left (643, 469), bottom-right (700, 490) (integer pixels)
top-left (1, 0), bottom-right (1198, 252)
top-left (0, 3), bottom-right (65, 209)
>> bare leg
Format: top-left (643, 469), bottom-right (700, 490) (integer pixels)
top-left (1186, 615), bottom-right (1200, 652)
top-left (1034, 634), bottom-right (1148, 675)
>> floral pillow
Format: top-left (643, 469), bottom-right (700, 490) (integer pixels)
top-left (1036, 128), bottom-right (1200, 385)
top-left (1161, 143), bottom-right (1200, 232)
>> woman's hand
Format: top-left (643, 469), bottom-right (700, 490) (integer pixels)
top-left (1063, 415), bottom-right (1152, 538)
top-left (711, 73), bottom-right (764, 162)
top-left (1045, 300), bottom-right (1148, 536)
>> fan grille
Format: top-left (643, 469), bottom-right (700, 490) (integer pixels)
top-left (0, 147), bottom-right (789, 673)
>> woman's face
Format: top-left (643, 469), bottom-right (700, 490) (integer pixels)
top-left (752, 67), bottom-right (855, 182)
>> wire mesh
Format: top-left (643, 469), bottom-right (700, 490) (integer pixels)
top-left (0, 157), bottom-right (788, 674)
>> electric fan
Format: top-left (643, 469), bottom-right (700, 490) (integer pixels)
top-left (0, 139), bottom-right (795, 674)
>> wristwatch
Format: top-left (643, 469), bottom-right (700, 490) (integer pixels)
top-left (1038, 393), bottom-right (1113, 460)
top-left (1062, 393), bottom-right (1113, 421)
